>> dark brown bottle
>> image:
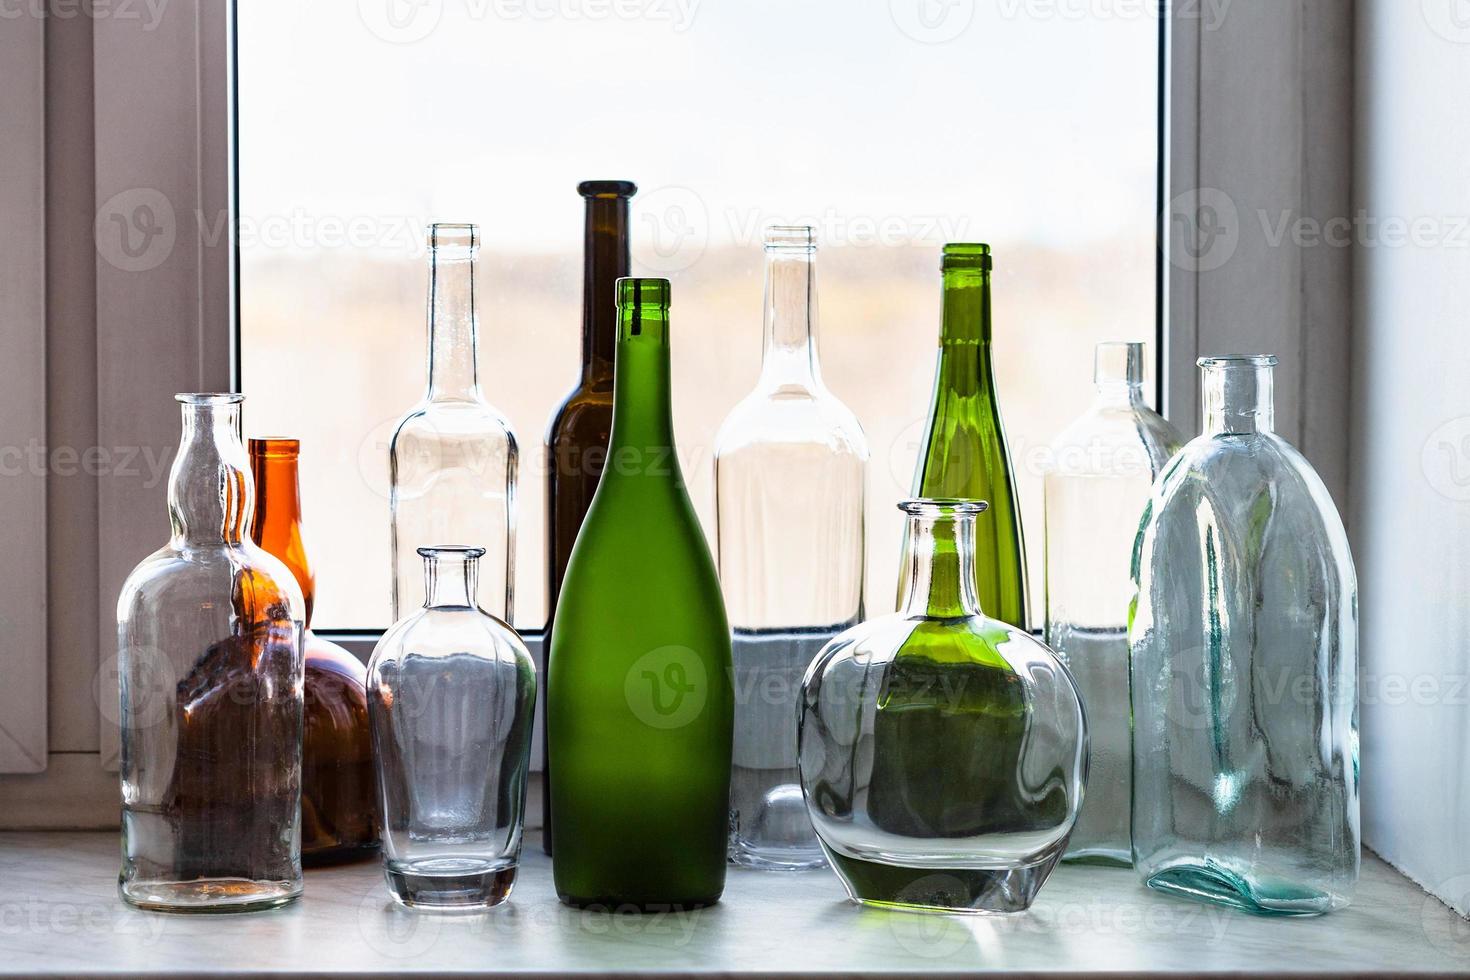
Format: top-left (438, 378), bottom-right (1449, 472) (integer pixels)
top-left (542, 179), bottom-right (636, 853)
top-left (249, 438), bottom-right (379, 865)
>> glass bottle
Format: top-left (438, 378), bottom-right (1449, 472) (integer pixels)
top-left (543, 179), bottom-right (635, 854)
top-left (799, 499), bottom-right (1086, 914)
top-left (1130, 356), bottom-right (1358, 915)
top-left (367, 546), bottom-right (536, 910)
top-left (548, 278), bottom-right (734, 910)
top-left (907, 244), bottom-right (1028, 628)
top-left (390, 222), bottom-right (518, 623)
top-left (249, 437), bottom-right (379, 865)
top-left (713, 225), bottom-right (867, 871)
top-left (1044, 342), bottom-right (1181, 866)
top-left (116, 393), bottom-right (306, 912)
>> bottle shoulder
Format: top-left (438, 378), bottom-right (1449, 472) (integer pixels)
top-left (368, 606), bottom-right (534, 673)
top-left (118, 542), bottom-right (305, 623)
top-left (546, 389), bottom-right (614, 445)
top-left (714, 387), bottom-right (868, 461)
top-left (392, 398), bottom-right (519, 449)
top-left (1046, 404), bottom-right (1183, 478)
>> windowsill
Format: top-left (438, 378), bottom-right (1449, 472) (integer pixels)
top-left (2, 831), bottom-right (1463, 976)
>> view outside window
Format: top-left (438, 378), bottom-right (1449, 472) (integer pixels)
top-left (239, 1), bottom-right (1159, 630)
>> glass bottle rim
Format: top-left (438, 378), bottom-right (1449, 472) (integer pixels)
top-left (617, 277), bottom-right (671, 309)
top-left (427, 223), bottom-right (479, 249)
top-left (248, 436), bottom-right (300, 458)
top-left (577, 179), bottom-right (637, 198)
top-left (1198, 354), bottom-right (1278, 368)
top-left (175, 392), bottom-right (244, 406)
top-left (941, 243), bottom-right (993, 272)
top-left (898, 497), bottom-right (990, 517)
top-left (417, 545), bottom-right (487, 560)
top-left (764, 225), bottom-right (817, 251)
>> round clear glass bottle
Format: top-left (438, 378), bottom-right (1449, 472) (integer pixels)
top-left (116, 393), bottom-right (306, 913)
top-left (368, 546), bottom-right (536, 911)
top-left (390, 223), bottom-right (518, 623)
top-left (799, 500), bottom-right (1087, 914)
top-left (1130, 356), bottom-right (1358, 915)
top-left (1044, 342), bottom-right (1181, 866)
top-left (714, 225), bottom-right (868, 871)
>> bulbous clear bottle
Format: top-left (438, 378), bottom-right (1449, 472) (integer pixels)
top-left (1044, 342), bottom-right (1181, 866)
top-left (390, 223), bottom-right (518, 622)
top-left (1130, 356), bottom-right (1358, 915)
top-left (714, 226), bottom-right (867, 871)
top-left (799, 500), bottom-right (1087, 914)
top-left (367, 546), bottom-right (536, 910)
top-left (116, 393), bottom-right (306, 912)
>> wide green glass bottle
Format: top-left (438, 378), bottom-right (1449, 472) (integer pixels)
top-left (548, 278), bottom-right (734, 910)
top-left (907, 244), bottom-right (1028, 628)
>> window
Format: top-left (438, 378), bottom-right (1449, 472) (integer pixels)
top-left (238, 1), bottom-right (1160, 631)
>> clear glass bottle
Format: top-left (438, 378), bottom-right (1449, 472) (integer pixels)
top-left (1044, 342), bottom-right (1181, 866)
top-left (714, 225), bottom-right (867, 871)
top-left (249, 437), bottom-right (378, 865)
top-left (799, 500), bottom-right (1087, 914)
top-left (390, 223), bottom-right (518, 623)
top-left (367, 546), bottom-right (536, 910)
top-left (1130, 356), bottom-right (1359, 915)
top-left (116, 393), bottom-right (306, 912)
top-left (908, 244), bottom-right (1028, 628)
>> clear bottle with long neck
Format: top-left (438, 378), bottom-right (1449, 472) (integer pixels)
top-left (907, 243), bottom-right (1028, 628)
top-left (390, 223), bottom-right (518, 623)
top-left (548, 278), bottom-right (734, 909)
top-left (543, 180), bottom-right (635, 853)
top-left (116, 393), bottom-right (305, 912)
top-left (250, 437), bottom-right (378, 865)
top-left (1044, 342), bottom-right (1180, 866)
top-left (713, 225), bottom-right (867, 870)
top-left (1130, 356), bottom-right (1358, 914)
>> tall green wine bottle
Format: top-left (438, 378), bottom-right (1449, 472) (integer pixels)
top-left (907, 243), bottom-right (1028, 628)
top-left (548, 278), bottom-right (734, 910)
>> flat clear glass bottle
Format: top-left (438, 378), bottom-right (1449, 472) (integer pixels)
top-left (714, 225), bottom-right (867, 871)
top-left (1044, 342), bottom-right (1180, 866)
top-left (390, 223), bottom-right (518, 623)
top-left (117, 393), bottom-right (305, 912)
top-left (367, 546), bottom-right (536, 910)
top-left (1130, 356), bottom-right (1358, 915)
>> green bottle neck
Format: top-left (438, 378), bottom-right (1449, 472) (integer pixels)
top-left (609, 303), bottom-right (675, 466)
top-left (937, 268), bottom-right (994, 380)
top-left (898, 512), bottom-right (984, 620)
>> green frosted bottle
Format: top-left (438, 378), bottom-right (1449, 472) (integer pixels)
top-left (548, 278), bottom-right (734, 910)
top-left (907, 244), bottom-right (1028, 628)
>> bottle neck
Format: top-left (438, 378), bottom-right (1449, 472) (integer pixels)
top-left (759, 245), bottom-right (820, 389)
top-left (249, 441), bottom-right (314, 625)
top-left (426, 245), bottom-right (480, 401)
top-left (581, 192), bottom-right (632, 384)
top-left (609, 303), bottom-right (675, 467)
top-left (169, 399), bottom-right (251, 549)
top-left (1094, 381), bottom-right (1147, 410)
top-left (423, 552), bottom-right (478, 609)
top-left (898, 513), bottom-right (983, 620)
top-left (936, 268), bottom-right (994, 388)
top-left (1203, 362), bottom-right (1275, 435)
top-left (1094, 341), bottom-right (1147, 409)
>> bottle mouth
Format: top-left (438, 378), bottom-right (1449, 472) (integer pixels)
top-left (428, 223), bottom-right (479, 250)
top-left (248, 437), bottom-right (300, 459)
top-left (898, 498), bottom-right (990, 517)
top-left (417, 545), bottom-right (486, 560)
top-left (941, 243), bottom-right (993, 272)
top-left (176, 392), bottom-right (244, 405)
top-left (1198, 354), bottom-right (1278, 369)
top-left (617, 277), bottom-right (671, 309)
top-left (578, 180), bottom-right (638, 199)
top-left (764, 225), bottom-right (817, 251)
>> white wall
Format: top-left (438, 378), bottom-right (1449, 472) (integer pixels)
top-left (1353, 0), bottom-right (1470, 916)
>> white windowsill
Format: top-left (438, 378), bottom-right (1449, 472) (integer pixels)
top-left (1, 831), bottom-right (1464, 976)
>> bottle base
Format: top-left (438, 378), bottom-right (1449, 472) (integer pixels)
top-left (556, 893), bottom-right (722, 912)
top-left (827, 851), bottom-right (1061, 915)
top-left (118, 877), bottom-right (301, 914)
top-left (729, 844), bottom-right (827, 873)
top-left (1061, 846), bottom-right (1132, 868)
top-left (1144, 860), bottom-right (1342, 916)
top-left (385, 862), bottom-right (516, 911)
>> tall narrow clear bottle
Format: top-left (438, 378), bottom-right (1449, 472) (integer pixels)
top-left (907, 244), bottom-right (1028, 628)
top-left (390, 223), bottom-right (518, 623)
top-left (548, 279), bottom-right (734, 909)
top-left (713, 226), bottom-right (867, 870)
top-left (1044, 342), bottom-right (1181, 866)
top-left (543, 180), bottom-right (635, 853)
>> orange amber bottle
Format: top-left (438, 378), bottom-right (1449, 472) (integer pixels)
top-left (249, 438), bottom-right (379, 865)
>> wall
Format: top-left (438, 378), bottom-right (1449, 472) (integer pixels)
top-left (1353, 0), bottom-right (1470, 917)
